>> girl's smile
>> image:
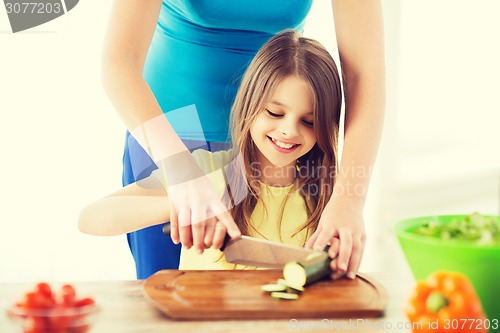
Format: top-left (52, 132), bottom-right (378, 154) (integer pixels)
top-left (267, 135), bottom-right (300, 153)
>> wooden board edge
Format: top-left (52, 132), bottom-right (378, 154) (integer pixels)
top-left (355, 272), bottom-right (389, 317)
top-left (142, 270), bottom-right (186, 319)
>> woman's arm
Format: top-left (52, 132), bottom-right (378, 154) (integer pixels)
top-left (102, 0), bottom-right (162, 129)
top-left (100, 0), bottom-right (240, 248)
top-left (88, 1), bottom-right (172, 238)
top-left (332, 0), bottom-right (386, 172)
top-left (78, 176), bottom-right (170, 236)
top-left (101, 0), bottom-right (187, 155)
top-left (306, 0), bottom-right (386, 278)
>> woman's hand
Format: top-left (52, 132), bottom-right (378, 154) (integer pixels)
top-left (305, 200), bottom-right (366, 280)
top-left (167, 174), bottom-right (241, 254)
top-left (308, 0), bottom-right (383, 280)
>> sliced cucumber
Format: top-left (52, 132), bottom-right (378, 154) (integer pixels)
top-left (270, 291), bottom-right (300, 300)
top-left (260, 283), bottom-right (287, 293)
top-left (277, 278), bottom-right (304, 293)
top-left (261, 251), bottom-right (331, 301)
top-left (283, 252), bottom-right (331, 287)
top-left (283, 262), bottom-right (308, 287)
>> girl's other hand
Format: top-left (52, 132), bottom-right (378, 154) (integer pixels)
top-left (167, 175), bottom-right (241, 254)
top-left (305, 200), bottom-right (366, 280)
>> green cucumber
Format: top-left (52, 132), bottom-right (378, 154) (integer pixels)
top-left (283, 252), bottom-right (331, 287)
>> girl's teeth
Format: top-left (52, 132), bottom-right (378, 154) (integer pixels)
top-left (272, 138), bottom-right (295, 149)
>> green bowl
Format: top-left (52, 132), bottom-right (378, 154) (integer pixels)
top-left (394, 214), bottom-right (500, 324)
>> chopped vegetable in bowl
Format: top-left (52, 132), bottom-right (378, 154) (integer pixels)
top-left (412, 212), bottom-right (500, 245)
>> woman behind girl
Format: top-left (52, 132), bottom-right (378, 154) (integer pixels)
top-left (79, 30), bottom-right (345, 273)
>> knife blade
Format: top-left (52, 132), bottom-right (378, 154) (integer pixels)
top-left (162, 223), bottom-right (322, 269)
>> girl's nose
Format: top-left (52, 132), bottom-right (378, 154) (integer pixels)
top-left (279, 120), bottom-right (299, 138)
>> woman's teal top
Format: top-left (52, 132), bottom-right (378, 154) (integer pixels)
top-left (144, 0), bottom-right (313, 142)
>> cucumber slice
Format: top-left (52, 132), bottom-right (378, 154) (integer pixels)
top-left (277, 278), bottom-right (304, 293)
top-left (283, 262), bottom-right (308, 288)
top-left (283, 252), bottom-right (331, 287)
top-left (270, 291), bottom-right (300, 300)
top-left (260, 283), bottom-right (287, 293)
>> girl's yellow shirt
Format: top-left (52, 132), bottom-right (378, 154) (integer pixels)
top-left (152, 149), bottom-right (311, 270)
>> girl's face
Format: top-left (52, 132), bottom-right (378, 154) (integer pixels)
top-left (250, 75), bottom-right (316, 180)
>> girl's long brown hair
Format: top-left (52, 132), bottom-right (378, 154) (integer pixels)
top-left (226, 30), bottom-right (342, 238)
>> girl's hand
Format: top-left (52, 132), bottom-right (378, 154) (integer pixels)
top-left (167, 175), bottom-right (241, 254)
top-left (305, 200), bottom-right (366, 280)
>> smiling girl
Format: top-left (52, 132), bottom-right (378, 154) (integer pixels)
top-left (79, 30), bottom-right (344, 273)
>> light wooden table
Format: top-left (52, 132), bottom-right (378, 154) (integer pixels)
top-left (1, 271), bottom-right (416, 333)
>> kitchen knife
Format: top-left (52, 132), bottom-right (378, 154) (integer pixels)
top-left (162, 223), bottom-right (323, 269)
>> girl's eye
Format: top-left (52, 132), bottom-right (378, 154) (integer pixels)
top-left (302, 120), bottom-right (314, 127)
top-left (266, 109), bottom-right (283, 118)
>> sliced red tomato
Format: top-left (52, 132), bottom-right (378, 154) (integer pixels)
top-left (11, 282), bottom-right (96, 333)
top-left (34, 282), bottom-right (52, 299)
top-left (60, 284), bottom-right (76, 306)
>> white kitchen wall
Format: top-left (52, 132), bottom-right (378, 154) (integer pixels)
top-left (382, 0), bottom-right (500, 273)
top-left (0, 1), bottom-right (132, 282)
top-left (0, 0), bottom-right (498, 283)
top-left (393, 0), bottom-right (500, 219)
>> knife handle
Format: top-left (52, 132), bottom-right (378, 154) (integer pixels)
top-left (162, 223), bottom-right (231, 250)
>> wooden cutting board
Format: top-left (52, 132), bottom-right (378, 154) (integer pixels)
top-left (143, 270), bottom-right (388, 320)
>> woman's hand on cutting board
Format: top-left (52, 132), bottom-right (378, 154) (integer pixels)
top-left (306, 201), bottom-right (366, 280)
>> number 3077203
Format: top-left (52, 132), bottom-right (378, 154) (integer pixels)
top-left (443, 318), bottom-right (498, 330)
top-left (5, 2), bottom-right (62, 14)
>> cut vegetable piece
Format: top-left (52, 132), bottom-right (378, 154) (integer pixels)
top-left (283, 252), bottom-right (331, 287)
top-left (260, 284), bottom-right (287, 293)
top-left (283, 262), bottom-right (308, 287)
top-left (270, 292), bottom-right (299, 300)
top-left (277, 279), bottom-right (304, 293)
